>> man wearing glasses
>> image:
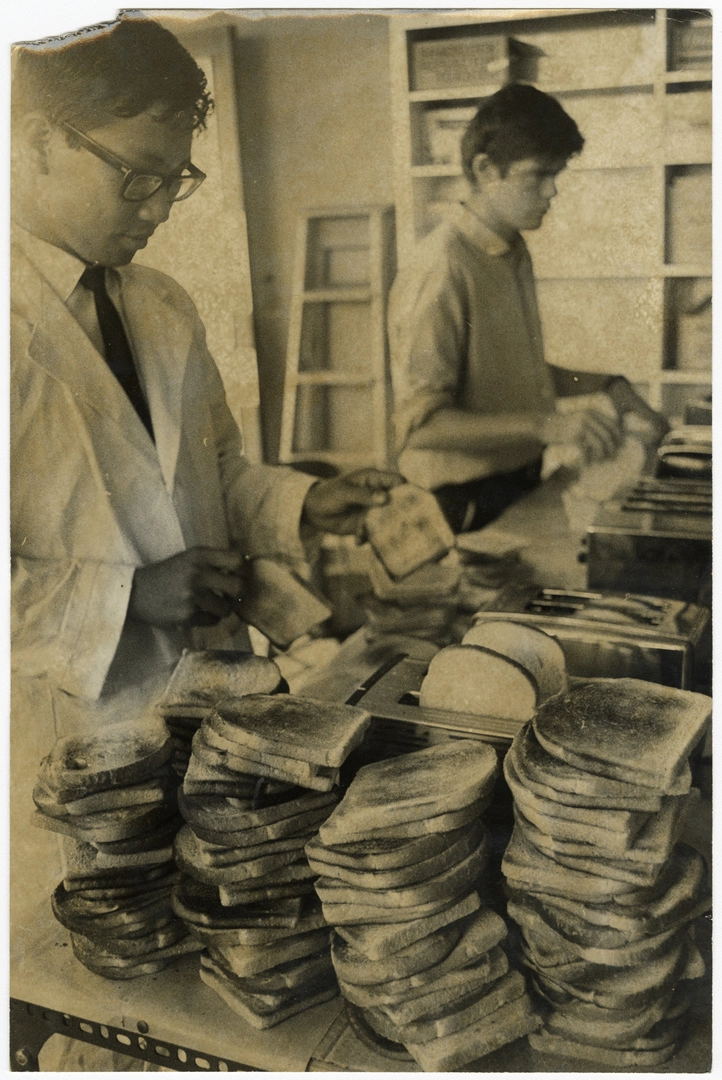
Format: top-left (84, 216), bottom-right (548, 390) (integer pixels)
top-left (10, 15), bottom-right (397, 963)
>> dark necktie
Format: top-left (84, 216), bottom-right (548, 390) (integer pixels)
top-left (80, 265), bottom-right (155, 441)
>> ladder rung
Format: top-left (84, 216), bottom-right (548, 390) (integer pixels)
top-left (302, 288), bottom-right (372, 303)
top-left (292, 372), bottom-right (375, 387)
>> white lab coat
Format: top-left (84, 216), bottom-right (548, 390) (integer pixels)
top-left (10, 238), bottom-right (314, 915)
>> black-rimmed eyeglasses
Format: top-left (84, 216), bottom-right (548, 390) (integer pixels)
top-left (61, 121), bottom-right (206, 203)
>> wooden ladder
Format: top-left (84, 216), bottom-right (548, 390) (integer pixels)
top-left (279, 205), bottom-right (396, 473)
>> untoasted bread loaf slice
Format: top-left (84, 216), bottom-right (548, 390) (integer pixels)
top-left (368, 548), bottom-right (461, 603)
top-left (419, 644), bottom-right (538, 721)
top-left (204, 694), bottom-right (369, 768)
top-left (318, 741), bottom-right (496, 845)
top-left (463, 620), bottom-right (567, 701)
top-left (533, 678), bottom-right (710, 791)
top-left (38, 719), bottom-right (172, 802)
top-left (365, 482), bottom-right (454, 580)
top-left (335, 891), bottom-right (479, 960)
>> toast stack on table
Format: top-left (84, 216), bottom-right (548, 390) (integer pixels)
top-left (502, 678), bottom-right (712, 1068)
top-left (172, 693), bottom-right (370, 1028)
top-left (33, 715), bottom-right (198, 977)
top-left (156, 650), bottom-right (287, 777)
top-left (308, 742), bottom-right (540, 1070)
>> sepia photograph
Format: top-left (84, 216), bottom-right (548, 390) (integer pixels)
top-left (8, 4), bottom-right (713, 1072)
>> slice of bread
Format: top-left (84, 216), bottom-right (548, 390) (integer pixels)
top-left (462, 620), bottom-right (567, 701)
top-left (201, 723), bottom-right (340, 786)
top-left (365, 483), bottom-right (454, 580)
top-left (330, 922), bottom-right (462, 986)
top-left (305, 826), bottom-right (461, 872)
top-left (219, 878), bottom-right (317, 907)
top-left (203, 694), bottom-right (370, 768)
top-left (202, 950), bottom-right (335, 1012)
top-left (334, 891), bottom-right (479, 960)
top-left (199, 963), bottom-right (337, 1028)
top-left (321, 890), bottom-right (474, 927)
top-left (317, 741), bottom-right (496, 845)
top-left (368, 548), bottom-right (461, 604)
top-left (38, 719), bottom-right (172, 802)
top-left (191, 806), bottom-right (335, 849)
top-left (314, 836), bottom-right (488, 910)
top-left (235, 557), bottom-right (333, 649)
top-left (367, 969), bottom-right (526, 1045)
top-left (338, 909), bottom-right (507, 1004)
top-left (306, 821), bottom-right (484, 889)
top-left (369, 946), bottom-right (510, 1025)
top-left (177, 828), bottom-right (312, 869)
top-left (532, 678), bottom-right (710, 792)
top-left (510, 723), bottom-right (663, 808)
top-left (419, 644), bottom-right (538, 721)
top-left (527, 1028), bottom-right (681, 1067)
top-left (501, 825), bottom-right (641, 903)
top-left (157, 650), bottom-right (284, 713)
top-left (208, 926), bottom-right (332, 977)
top-left (187, 904), bottom-right (327, 949)
top-left (191, 728), bottom-right (340, 792)
top-left (404, 993), bottom-right (540, 1071)
top-left (238, 950), bottom-right (334, 994)
top-left (174, 827), bottom-right (316, 885)
top-left (34, 777), bottom-right (168, 817)
top-left (171, 875), bottom-right (307, 929)
top-left (179, 783), bottom-right (334, 833)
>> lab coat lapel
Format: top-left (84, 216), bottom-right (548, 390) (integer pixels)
top-left (120, 268), bottom-right (190, 493)
top-left (26, 276), bottom-right (156, 463)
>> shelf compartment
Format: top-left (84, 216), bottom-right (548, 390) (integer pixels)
top-left (664, 164), bottom-right (711, 266)
top-left (666, 9), bottom-right (712, 74)
top-left (663, 277), bottom-right (712, 373)
top-left (555, 86), bottom-right (658, 170)
top-left (664, 86), bottom-right (712, 165)
top-left (536, 278), bottom-right (663, 381)
top-left (291, 383), bottom-right (377, 458)
top-left (525, 168), bottom-right (659, 279)
top-left (297, 300), bottom-right (374, 376)
top-left (406, 10), bottom-right (657, 96)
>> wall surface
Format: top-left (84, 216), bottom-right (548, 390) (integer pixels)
top-left (231, 13), bottom-right (394, 461)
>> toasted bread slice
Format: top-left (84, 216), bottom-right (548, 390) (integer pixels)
top-left (199, 963), bottom-right (337, 1028)
top-left (368, 548), bottom-right (461, 603)
top-left (367, 968), bottom-right (526, 1046)
top-left (365, 483), bottom-right (454, 580)
top-left (179, 782), bottom-right (332, 833)
top-left (191, 807), bottom-right (334, 849)
top-left (304, 827), bottom-right (457, 872)
top-left (174, 827), bottom-right (316, 885)
top-left (158, 650), bottom-right (284, 714)
top-left (172, 875), bottom-right (307, 929)
top-left (321, 888), bottom-right (479, 927)
top-left (235, 557), bottom-right (333, 649)
top-left (201, 723), bottom-right (341, 788)
top-left (219, 876), bottom-right (317, 907)
top-left (315, 835), bottom-right (488, 910)
top-left (191, 727), bottom-right (340, 792)
top-left (318, 742), bottom-right (496, 845)
top-left (330, 921), bottom-right (462, 986)
top-left (463, 620), bottom-right (567, 702)
top-left (335, 891), bottom-right (480, 960)
top-left (404, 992), bottom-right (540, 1071)
top-left (419, 644), bottom-right (538, 721)
top-left (510, 723), bottom-right (663, 809)
top-left (203, 694), bottom-right (370, 769)
top-left (377, 948), bottom-right (511, 1027)
top-left (307, 822), bottom-right (484, 890)
top-left (528, 1028), bottom-right (680, 1067)
top-left (208, 926), bottom-right (331, 977)
top-left (532, 678), bottom-right (710, 792)
top-left (38, 719), bottom-right (172, 802)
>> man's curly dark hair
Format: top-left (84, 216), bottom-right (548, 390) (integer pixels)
top-left (12, 16), bottom-right (213, 133)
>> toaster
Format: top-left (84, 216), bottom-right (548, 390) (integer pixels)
top-left (475, 582), bottom-right (710, 693)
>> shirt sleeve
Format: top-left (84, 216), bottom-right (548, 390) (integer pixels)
top-left (389, 239), bottom-right (469, 451)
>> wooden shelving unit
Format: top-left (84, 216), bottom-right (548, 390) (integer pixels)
top-left (389, 8), bottom-right (711, 421)
top-left (279, 206), bottom-right (395, 471)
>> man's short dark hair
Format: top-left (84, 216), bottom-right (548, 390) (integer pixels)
top-left (461, 83), bottom-right (584, 182)
top-left (12, 16), bottom-right (213, 133)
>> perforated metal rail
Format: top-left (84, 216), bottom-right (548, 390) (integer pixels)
top-left (10, 998), bottom-right (260, 1072)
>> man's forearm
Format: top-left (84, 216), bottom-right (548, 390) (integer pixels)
top-left (405, 407), bottom-right (546, 454)
top-left (549, 365), bottom-right (613, 398)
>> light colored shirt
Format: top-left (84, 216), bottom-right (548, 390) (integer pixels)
top-left (389, 202), bottom-right (557, 490)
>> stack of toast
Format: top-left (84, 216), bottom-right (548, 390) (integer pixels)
top-left (502, 678), bottom-right (712, 1068)
top-left (172, 693), bottom-right (370, 1028)
top-left (156, 650), bottom-right (287, 777)
top-left (361, 483), bottom-right (458, 646)
top-left (307, 742), bottom-right (540, 1070)
top-left (34, 716), bottom-right (198, 977)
